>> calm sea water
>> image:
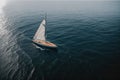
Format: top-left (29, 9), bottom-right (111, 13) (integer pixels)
top-left (0, 1), bottom-right (120, 80)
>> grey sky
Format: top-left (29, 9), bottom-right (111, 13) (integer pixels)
top-left (8, 0), bottom-right (120, 1)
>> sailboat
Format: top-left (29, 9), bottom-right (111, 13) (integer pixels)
top-left (32, 19), bottom-right (57, 49)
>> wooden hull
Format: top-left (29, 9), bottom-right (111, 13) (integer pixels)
top-left (33, 40), bottom-right (57, 49)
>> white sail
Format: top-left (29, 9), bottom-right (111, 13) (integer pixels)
top-left (33, 19), bottom-right (46, 41)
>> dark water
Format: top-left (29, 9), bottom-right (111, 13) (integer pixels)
top-left (0, 1), bottom-right (120, 80)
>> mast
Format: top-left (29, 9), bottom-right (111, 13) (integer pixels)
top-left (45, 13), bottom-right (47, 38)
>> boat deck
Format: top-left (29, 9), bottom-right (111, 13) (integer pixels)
top-left (33, 40), bottom-right (57, 47)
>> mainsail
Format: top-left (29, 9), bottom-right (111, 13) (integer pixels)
top-left (33, 19), bottom-right (46, 41)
